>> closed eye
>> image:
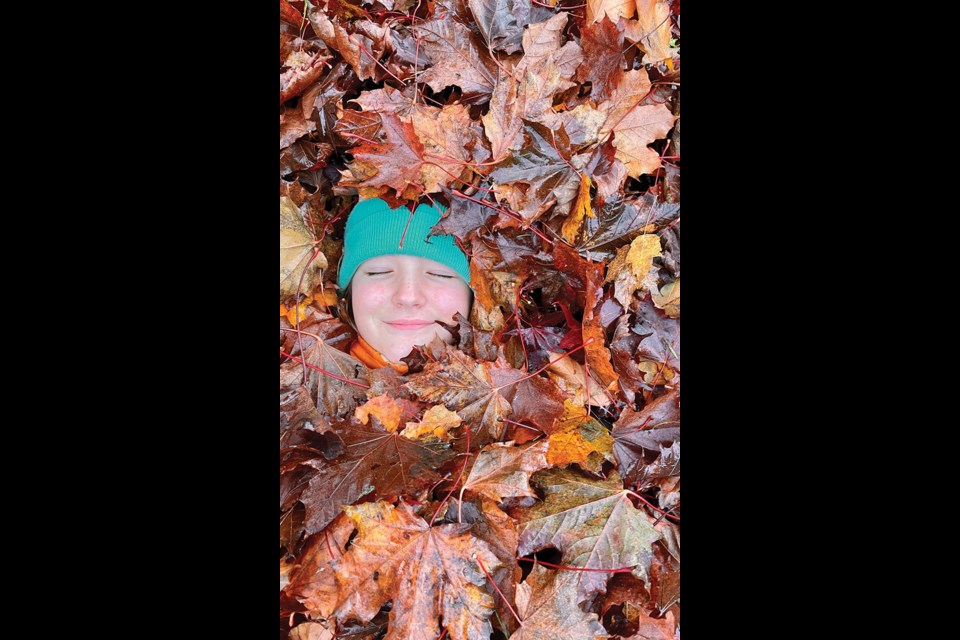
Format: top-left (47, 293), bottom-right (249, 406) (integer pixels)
top-left (365, 271), bottom-right (392, 276)
top-left (428, 273), bottom-right (454, 279)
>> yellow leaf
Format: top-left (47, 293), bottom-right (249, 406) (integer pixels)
top-left (587, 0), bottom-right (637, 23)
top-left (354, 394), bottom-right (402, 432)
top-left (546, 353), bottom-right (611, 407)
top-left (651, 278), bottom-right (679, 318)
top-left (561, 173), bottom-right (594, 244)
top-left (401, 405), bottom-right (461, 441)
top-left (546, 398), bottom-right (615, 472)
top-left (280, 196), bottom-right (328, 301)
top-left (626, 234), bottom-right (662, 281)
top-left (285, 301), bottom-right (312, 325)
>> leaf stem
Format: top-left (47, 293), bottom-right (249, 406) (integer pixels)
top-left (279, 347), bottom-right (371, 388)
top-left (477, 558), bottom-right (523, 627)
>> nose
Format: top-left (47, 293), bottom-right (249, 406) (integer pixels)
top-left (392, 272), bottom-right (426, 307)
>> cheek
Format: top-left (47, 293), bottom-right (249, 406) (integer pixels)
top-left (351, 282), bottom-right (390, 317)
top-left (429, 285), bottom-right (471, 318)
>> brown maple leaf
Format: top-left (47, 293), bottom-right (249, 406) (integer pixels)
top-left (510, 564), bottom-right (608, 640)
top-left (325, 501), bottom-right (504, 640)
top-left (297, 418), bottom-right (454, 535)
top-left (611, 388), bottom-right (679, 487)
top-left (411, 14), bottom-right (499, 101)
top-left (518, 12), bottom-right (568, 71)
top-left (468, 0), bottom-right (530, 54)
top-left (461, 440), bottom-right (550, 503)
top-left (576, 16), bottom-right (626, 102)
top-left (404, 347), bottom-right (523, 449)
top-left (342, 111), bottom-right (426, 195)
top-left (518, 468), bottom-right (661, 603)
top-left (279, 323), bottom-right (370, 421)
top-left (285, 513), bottom-right (356, 615)
top-left (577, 193), bottom-right (680, 259)
top-left (490, 122), bottom-right (581, 224)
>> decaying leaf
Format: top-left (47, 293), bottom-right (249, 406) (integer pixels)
top-left (298, 419), bottom-right (454, 535)
top-left (518, 468), bottom-right (661, 602)
top-left (401, 404), bottom-right (461, 441)
top-left (325, 501), bottom-right (504, 640)
top-left (510, 564), bottom-right (608, 640)
top-left (281, 196), bottom-right (328, 300)
top-left (461, 440), bottom-right (550, 503)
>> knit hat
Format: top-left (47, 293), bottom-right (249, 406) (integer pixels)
top-left (337, 198), bottom-right (471, 290)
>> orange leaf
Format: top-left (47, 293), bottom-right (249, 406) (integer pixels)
top-left (354, 394), bottom-right (402, 432)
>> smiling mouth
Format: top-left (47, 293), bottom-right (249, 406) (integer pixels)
top-left (385, 320), bottom-right (435, 331)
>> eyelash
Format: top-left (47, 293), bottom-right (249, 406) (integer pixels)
top-left (364, 271), bottom-right (453, 279)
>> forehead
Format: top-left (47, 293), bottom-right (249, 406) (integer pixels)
top-left (359, 254), bottom-right (453, 270)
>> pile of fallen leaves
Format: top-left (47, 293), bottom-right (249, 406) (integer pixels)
top-left (280, 1), bottom-right (679, 638)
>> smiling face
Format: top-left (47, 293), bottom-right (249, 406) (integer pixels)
top-left (350, 254), bottom-right (472, 363)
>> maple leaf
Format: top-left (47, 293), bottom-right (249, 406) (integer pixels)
top-left (507, 370), bottom-right (566, 431)
top-left (281, 196), bottom-right (327, 300)
top-left (468, 0), bottom-right (530, 54)
top-left (410, 103), bottom-right (489, 193)
top-left (325, 501), bottom-right (504, 640)
top-left (577, 16), bottom-right (626, 102)
top-left (632, 441), bottom-right (679, 489)
top-left (519, 12), bottom-right (568, 71)
top-left (611, 388), bottom-right (679, 487)
top-left (333, 108), bottom-right (382, 148)
top-left (354, 394), bottom-right (403, 432)
top-left (624, 0), bottom-right (677, 66)
top-left (280, 384), bottom-right (330, 436)
top-left (518, 468), bottom-right (661, 603)
top-left (404, 347), bottom-right (523, 449)
top-left (604, 234), bottom-right (662, 308)
top-left (510, 564), bottom-right (609, 640)
top-left (577, 193), bottom-right (680, 259)
top-left (433, 188), bottom-right (496, 239)
top-left (546, 401), bottom-right (615, 472)
top-left (593, 69), bottom-right (676, 178)
top-left (281, 102), bottom-right (317, 149)
top-left (307, 8), bottom-right (391, 81)
top-left (631, 297), bottom-right (680, 371)
top-left (411, 14), bottom-right (499, 101)
top-left (297, 418), bottom-right (454, 535)
top-left (651, 278), bottom-right (679, 318)
top-left (587, 0), bottom-right (637, 24)
top-left (401, 405), bottom-right (461, 441)
top-left (546, 351), bottom-right (612, 407)
top-left (460, 440), bottom-right (550, 503)
top-left (342, 111), bottom-right (426, 194)
top-left (285, 513), bottom-right (356, 615)
top-left (461, 498), bottom-right (522, 637)
top-left (490, 122), bottom-right (581, 224)
top-left (280, 327), bottom-right (370, 421)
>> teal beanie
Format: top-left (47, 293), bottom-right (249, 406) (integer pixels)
top-left (337, 198), bottom-right (471, 290)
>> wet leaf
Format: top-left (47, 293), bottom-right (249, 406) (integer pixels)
top-left (404, 347), bottom-right (523, 449)
top-left (612, 389), bottom-right (679, 487)
top-left (326, 501), bottom-right (504, 640)
top-left (281, 196), bottom-right (327, 300)
top-left (298, 418), bottom-right (454, 535)
top-left (468, 0), bottom-right (531, 54)
top-left (510, 564), bottom-right (608, 640)
top-left (518, 468), bottom-right (661, 602)
top-left (461, 440), bottom-right (550, 503)
top-left (412, 14), bottom-right (499, 101)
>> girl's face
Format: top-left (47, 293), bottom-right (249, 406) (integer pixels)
top-left (350, 254), bottom-right (472, 362)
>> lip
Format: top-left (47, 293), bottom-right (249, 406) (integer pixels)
top-left (385, 320), bottom-right (435, 331)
